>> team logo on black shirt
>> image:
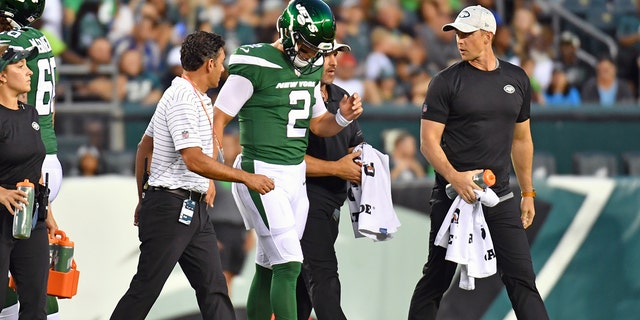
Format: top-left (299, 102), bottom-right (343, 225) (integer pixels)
top-left (31, 122), bottom-right (39, 131)
top-left (503, 85), bottom-right (515, 94)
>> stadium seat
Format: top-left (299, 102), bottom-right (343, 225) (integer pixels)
top-left (622, 152), bottom-right (640, 176)
top-left (573, 151), bottom-right (618, 177)
top-left (532, 151), bottom-right (557, 178)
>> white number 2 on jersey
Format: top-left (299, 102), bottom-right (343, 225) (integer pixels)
top-left (35, 56), bottom-right (56, 115)
top-left (287, 90), bottom-right (310, 138)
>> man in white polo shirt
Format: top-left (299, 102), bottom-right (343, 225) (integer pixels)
top-left (110, 31), bottom-right (275, 320)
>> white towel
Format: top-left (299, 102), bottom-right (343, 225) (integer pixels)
top-left (347, 143), bottom-right (401, 241)
top-left (434, 188), bottom-right (498, 290)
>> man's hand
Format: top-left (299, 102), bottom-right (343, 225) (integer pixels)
top-left (133, 201), bottom-right (142, 226)
top-left (448, 169), bottom-right (484, 204)
top-left (520, 197), bottom-right (536, 229)
top-left (205, 180), bottom-right (216, 207)
top-left (335, 151), bottom-right (362, 184)
top-left (338, 93), bottom-right (363, 121)
top-left (45, 206), bottom-right (59, 237)
top-left (244, 174), bottom-right (275, 195)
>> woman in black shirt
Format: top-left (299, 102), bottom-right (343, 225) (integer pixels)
top-left (0, 44), bottom-right (59, 320)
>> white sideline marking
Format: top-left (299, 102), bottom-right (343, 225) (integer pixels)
top-left (503, 176), bottom-right (615, 320)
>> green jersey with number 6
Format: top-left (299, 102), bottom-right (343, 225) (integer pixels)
top-left (0, 27), bottom-right (57, 154)
top-left (229, 43), bottom-right (323, 165)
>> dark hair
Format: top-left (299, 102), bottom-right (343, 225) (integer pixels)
top-left (180, 31), bottom-right (225, 71)
top-left (0, 17), bottom-right (12, 33)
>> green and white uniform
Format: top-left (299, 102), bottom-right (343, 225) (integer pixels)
top-left (0, 27), bottom-right (61, 320)
top-left (215, 43), bottom-right (327, 266)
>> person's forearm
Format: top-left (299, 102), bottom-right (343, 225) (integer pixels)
top-left (310, 113), bottom-right (344, 137)
top-left (135, 134), bottom-right (153, 200)
top-left (511, 138), bottom-right (534, 192)
top-left (304, 154), bottom-right (337, 177)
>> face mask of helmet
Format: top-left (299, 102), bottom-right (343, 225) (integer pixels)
top-left (277, 0), bottom-right (336, 75)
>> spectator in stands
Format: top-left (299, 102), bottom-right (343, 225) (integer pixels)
top-left (254, 0), bottom-right (284, 43)
top-left (521, 55), bottom-right (545, 105)
top-left (363, 27), bottom-right (405, 105)
top-left (68, 1), bottom-right (108, 57)
top-left (113, 3), bottom-right (162, 74)
top-left (210, 0), bottom-right (256, 55)
top-left (555, 31), bottom-right (593, 90)
top-left (117, 49), bottom-right (163, 105)
top-left (41, 0), bottom-right (64, 42)
top-left (396, 38), bottom-right (429, 100)
top-left (77, 145), bottom-right (102, 176)
top-left (581, 55), bottom-right (636, 107)
top-left (389, 131), bottom-right (426, 182)
top-left (337, 0), bottom-right (371, 73)
top-left (332, 51), bottom-right (364, 97)
top-left (76, 120), bottom-right (106, 176)
top-left (78, 49), bottom-right (163, 105)
top-left (107, 0), bottom-right (135, 45)
top-left (136, 0), bottom-right (180, 56)
top-left (509, 6), bottom-right (553, 91)
top-left (414, 0), bottom-right (459, 73)
top-left (544, 67), bottom-right (582, 107)
top-left (161, 45), bottom-right (183, 90)
top-left (493, 24), bottom-right (516, 61)
top-left (615, 1), bottom-right (640, 99)
top-left (409, 69), bottom-right (432, 107)
top-left (195, 0), bottom-right (224, 31)
top-left (86, 37), bottom-right (113, 71)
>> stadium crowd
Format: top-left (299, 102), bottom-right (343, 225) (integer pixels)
top-left (44, 0), bottom-right (640, 108)
top-left (40, 0), bottom-right (640, 175)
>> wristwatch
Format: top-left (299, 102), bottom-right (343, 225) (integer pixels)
top-left (521, 189), bottom-right (536, 198)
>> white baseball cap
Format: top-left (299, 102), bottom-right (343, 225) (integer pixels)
top-left (442, 5), bottom-right (497, 34)
top-left (332, 40), bottom-right (351, 53)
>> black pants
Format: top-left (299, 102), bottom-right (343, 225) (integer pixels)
top-left (110, 189), bottom-right (235, 320)
top-left (296, 198), bottom-right (347, 320)
top-left (408, 190), bottom-right (549, 320)
top-left (0, 214), bottom-right (48, 320)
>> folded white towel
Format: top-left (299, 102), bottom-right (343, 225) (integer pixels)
top-left (434, 188), bottom-right (498, 290)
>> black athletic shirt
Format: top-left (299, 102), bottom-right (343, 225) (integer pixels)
top-left (306, 83), bottom-right (364, 208)
top-left (0, 102), bottom-right (45, 214)
top-left (421, 59), bottom-right (531, 196)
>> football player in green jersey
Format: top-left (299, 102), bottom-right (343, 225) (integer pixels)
top-left (0, 0), bottom-right (63, 319)
top-left (213, 1), bottom-right (362, 319)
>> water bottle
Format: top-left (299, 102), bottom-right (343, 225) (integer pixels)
top-left (12, 179), bottom-right (35, 239)
top-left (445, 169), bottom-right (496, 199)
top-left (53, 230), bottom-right (74, 273)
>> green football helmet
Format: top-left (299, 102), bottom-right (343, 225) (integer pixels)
top-left (277, 0), bottom-right (336, 74)
top-left (0, 0), bottom-right (45, 27)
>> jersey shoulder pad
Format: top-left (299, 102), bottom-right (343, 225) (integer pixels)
top-left (229, 43), bottom-right (286, 78)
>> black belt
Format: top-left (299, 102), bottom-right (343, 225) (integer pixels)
top-left (147, 186), bottom-right (206, 202)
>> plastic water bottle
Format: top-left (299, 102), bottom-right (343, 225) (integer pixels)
top-left (12, 179), bottom-right (35, 239)
top-left (445, 169), bottom-right (496, 199)
top-left (53, 230), bottom-right (74, 273)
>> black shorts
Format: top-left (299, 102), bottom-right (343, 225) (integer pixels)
top-left (212, 222), bottom-right (248, 275)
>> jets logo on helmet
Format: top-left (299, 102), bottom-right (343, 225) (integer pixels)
top-left (0, 0), bottom-right (45, 27)
top-left (295, 4), bottom-right (319, 33)
top-left (277, 0), bottom-right (336, 75)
